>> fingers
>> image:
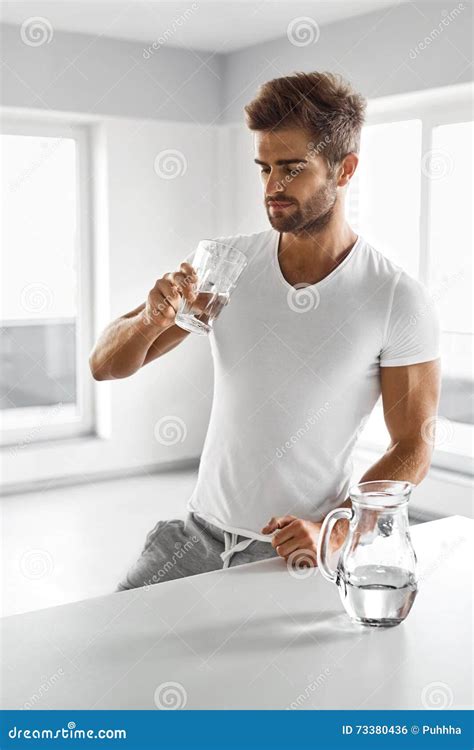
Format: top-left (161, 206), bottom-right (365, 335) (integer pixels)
top-left (274, 536), bottom-right (302, 558)
top-left (261, 515), bottom-right (297, 534)
top-left (271, 520), bottom-right (301, 547)
top-left (148, 279), bottom-right (180, 323)
top-left (180, 261), bottom-right (198, 278)
top-left (270, 519), bottom-right (320, 563)
top-left (165, 263), bottom-right (199, 302)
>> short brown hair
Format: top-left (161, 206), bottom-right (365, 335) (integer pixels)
top-left (244, 71), bottom-right (366, 170)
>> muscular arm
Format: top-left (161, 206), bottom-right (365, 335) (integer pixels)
top-left (331, 359), bottom-right (442, 537)
top-left (263, 360), bottom-right (442, 560)
top-left (89, 303), bottom-right (190, 380)
top-left (89, 262), bottom-right (198, 380)
top-left (358, 359), bottom-right (442, 485)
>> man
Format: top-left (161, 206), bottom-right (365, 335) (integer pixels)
top-left (89, 71), bottom-right (441, 591)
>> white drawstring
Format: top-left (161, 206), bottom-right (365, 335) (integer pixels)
top-left (220, 531), bottom-right (256, 568)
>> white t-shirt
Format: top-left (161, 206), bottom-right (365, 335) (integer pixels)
top-left (185, 228), bottom-right (440, 541)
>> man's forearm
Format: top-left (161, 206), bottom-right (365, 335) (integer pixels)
top-left (89, 309), bottom-right (166, 380)
top-left (358, 439), bottom-right (432, 486)
top-left (338, 439), bottom-right (431, 513)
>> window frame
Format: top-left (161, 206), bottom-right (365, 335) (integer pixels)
top-left (1, 116), bottom-right (96, 446)
top-left (355, 82), bottom-right (473, 476)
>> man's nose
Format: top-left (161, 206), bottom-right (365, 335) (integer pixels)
top-left (265, 176), bottom-right (285, 197)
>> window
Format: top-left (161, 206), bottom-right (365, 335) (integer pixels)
top-left (1, 118), bottom-right (95, 446)
top-left (348, 84), bottom-right (473, 474)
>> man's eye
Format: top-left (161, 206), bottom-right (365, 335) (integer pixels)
top-left (260, 168), bottom-right (270, 174)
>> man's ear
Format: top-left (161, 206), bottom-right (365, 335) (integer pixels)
top-left (337, 153), bottom-right (359, 187)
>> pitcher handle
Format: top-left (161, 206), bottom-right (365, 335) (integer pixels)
top-left (317, 507), bottom-right (353, 583)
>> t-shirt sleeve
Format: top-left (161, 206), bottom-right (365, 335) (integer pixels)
top-left (379, 270), bottom-right (441, 367)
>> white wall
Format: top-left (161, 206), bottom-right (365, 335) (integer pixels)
top-left (2, 115), bottom-right (222, 488)
top-left (221, 1), bottom-right (473, 122)
top-left (0, 23), bottom-right (223, 123)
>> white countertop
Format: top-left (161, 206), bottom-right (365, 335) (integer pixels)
top-left (1, 515), bottom-right (472, 710)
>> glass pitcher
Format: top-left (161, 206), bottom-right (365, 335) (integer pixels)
top-left (317, 481), bottom-right (418, 627)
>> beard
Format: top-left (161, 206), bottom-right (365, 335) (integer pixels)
top-left (266, 177), bottom-right (338, 235)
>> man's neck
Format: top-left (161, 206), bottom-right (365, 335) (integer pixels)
top-left (278, 221), bottom-right (358, 287)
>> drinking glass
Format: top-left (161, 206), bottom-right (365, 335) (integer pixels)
top-left (174, 240), bottom-right (247, 335)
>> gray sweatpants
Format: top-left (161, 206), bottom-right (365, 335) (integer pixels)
top-left (116, 511), bottom-right (279, 592)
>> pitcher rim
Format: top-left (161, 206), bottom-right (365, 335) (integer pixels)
top-left (349, 480), bottom-right (415, 506)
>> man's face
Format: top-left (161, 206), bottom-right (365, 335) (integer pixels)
top-left (254, 127), bottom-right (339, 234)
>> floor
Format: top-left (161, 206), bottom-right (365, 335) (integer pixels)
top-left (0, 468), bottom-right (198, 618)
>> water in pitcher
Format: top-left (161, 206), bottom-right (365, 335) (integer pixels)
top-left (338, 564), bottom-right (418, 627)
